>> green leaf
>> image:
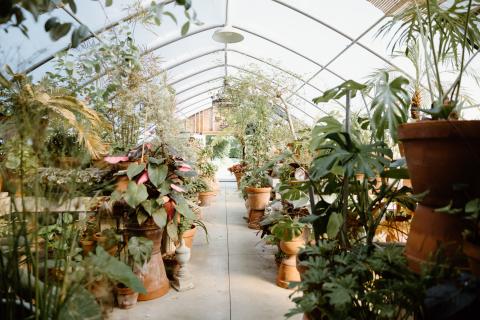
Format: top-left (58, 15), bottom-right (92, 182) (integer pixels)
top-left (88, 246), bottom-right (146, 293)
top-left (181, 21), bottom-right (190, 36)
top-left (125, 182), bottom-right (149, 208)
top-left (164, 11), bottom-right (177, 24)
top-left (326, 212), bottom-right (343, 239)
top-left (148, 157), bottom-right (165, 165)
top-left (137, 209), bottom-right (149, 226)
top-left (148, 164), bottom-right (168, 187)
top-left (141, 200), bottom-right (154, 215)
top-left (152, 207), bottom-right (167, 228)
top-left (127, 163), bottom-right (146, 180)
top-left (58, 287), bottom-right (102, 320)
top-left (105, 0), bottom-right (113, 7)
top-left (313, 80), bottom-right (366, 104)
top-left (45, 17), bottom-right (59, 31)
top-left (50, 23), bottom-right (72, 41)
top-left (174, 199), bottom-right (196, 220)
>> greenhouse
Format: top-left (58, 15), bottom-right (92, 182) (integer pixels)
top-left (1, 0), bottom-right (480, 319)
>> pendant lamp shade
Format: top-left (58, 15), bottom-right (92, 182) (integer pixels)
top-left (212, 25), bottom-right (244, 43)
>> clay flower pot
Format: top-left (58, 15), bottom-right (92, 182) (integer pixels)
top-left (277, 235), bottom-right (305, 289)
top-left (182, 225), bottom-right (197, 249)
top-left (198, 191), bottom-right (216, 207)
top-left (116, 288), bottom-right (138, 309)
top-left (399, 120), bottom-right (480, 271)
top-left (125, 216), bottom-right (170, 300)
top-left (245, 186), bottom-right (271, 210)
top-left (116, 285), bottom-right (139, 309)
top-left (463, 240), bottom-right (480, 277)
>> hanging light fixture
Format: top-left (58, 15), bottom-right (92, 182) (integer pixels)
top-left (212, 25), bottom-right (244, 43)
top-left (212, 0), bottom-right (243, 44)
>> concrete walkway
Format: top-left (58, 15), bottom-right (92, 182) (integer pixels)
top-left (112, 182), bottom-right (301, 320)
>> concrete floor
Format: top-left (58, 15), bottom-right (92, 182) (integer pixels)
top-left (111, 182), bottom-right (301, 320)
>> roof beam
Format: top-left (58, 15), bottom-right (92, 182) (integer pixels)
top-left (271, 0), bottom-right (415, 81)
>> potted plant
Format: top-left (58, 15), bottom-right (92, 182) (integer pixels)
top-left (373, 0), bottom-right (480, 271)
top-left (116, 236), bottom-right (153, 309)
top-left (270, 215), bottom-right (306, 289)
top-left (110, 144), bottom-right (197, 300)
top-left (241, 169), bottom-right (272, 206)
top-left (190, 177), bottom-right (215, 207)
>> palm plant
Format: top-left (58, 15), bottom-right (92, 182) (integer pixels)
top-left (0, 72), bottom-right (109, 160)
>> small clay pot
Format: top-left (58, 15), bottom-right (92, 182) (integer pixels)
top-left (277, 235), bottom-right (305, 289)
top-left (116, 285), bottom-right (139, 309)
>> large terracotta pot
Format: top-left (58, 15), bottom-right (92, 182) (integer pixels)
top-left (398, 120), bottom-right (480, 208)
top-left (463, 240), bottom-right (480, 277)
top-left (125, 216), bottom-right (170, 300)
top-left (198, 191), bottom-right (216, 207)
top-left (399, 121), bottom-right (480, 271)
top-left (182, 225), bottom-right (197, 249)
top-left (405, 205), bottom-right (467, 272)
top-left (277, 235), bottom-right (305, 289)
top-left (246, 186), bottom-right (271, 210)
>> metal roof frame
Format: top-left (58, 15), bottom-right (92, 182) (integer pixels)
top-left (18, 0), bottom-right (422, 121)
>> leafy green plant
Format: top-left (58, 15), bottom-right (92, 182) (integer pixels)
top-left (288, 241), bottom-right (423, 319)
top-left (126, 236), bottom-right (153, 272)
top-left (270, 215), bottom-right (305, 242)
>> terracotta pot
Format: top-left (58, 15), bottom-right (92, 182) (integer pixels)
top-left (246, 186), bottom-right (271, 210)
top-left (182, 225), bottom-right (197, 249)
top-left (247, 209), bottom-right (264, 230)
top-left (463, 240), bottom-right (480, 277)
top-left (116, 285), bottom-right (139, 309)
top-left (399, 121), bottom-right (480, 272)
top-left (198, 191), bottom-right (216, 207)
top-left (405, 205), bottom-right (467, 273)
top-left (125, 216), bottom-right (170, 300)
top-left (80, 239), bottom-right (96, 256)
top-left (398, 120), bottom-right (480, 208)
top-left (277, 235), bottom-right (305, 289)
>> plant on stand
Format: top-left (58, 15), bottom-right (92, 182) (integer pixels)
top-left (110, 144), bottom-right (197, 300)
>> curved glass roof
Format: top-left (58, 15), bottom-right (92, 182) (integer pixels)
top-left (2, 0), bottom-right (480, 124)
